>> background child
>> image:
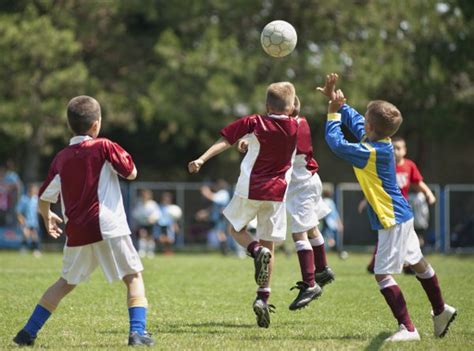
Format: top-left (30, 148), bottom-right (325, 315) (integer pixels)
top-left (16, 184), bottom-right (41, 257)
top-left (156, 192), bottom-right (180, 254)
top-left (188, 81), bottom-right (298, 328)
top-left (13, 96), bottom-right (154, 347)
top-left (238, 95), bottom-right (335, 311)
top-left (322, 74), bottom-right (456, 342)
top-left (132, 189), bottom-right (161, 258)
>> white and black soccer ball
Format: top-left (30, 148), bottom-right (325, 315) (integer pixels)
top-left (260, 20), bottom-right (297, 58)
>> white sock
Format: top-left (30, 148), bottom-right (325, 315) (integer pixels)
top-left (415, 265), bottom-right (435, 279)
top-left (294, 240), bottom-right (312, 252)
top-left (309, 236), bottom-right (324, 247)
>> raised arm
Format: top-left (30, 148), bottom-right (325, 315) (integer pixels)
top-left (325, 90), bottom-right (371, 168)
top-left (188, 138), bottom-right (231, 174)
top-left (339, 104), bottom-right (367, 141)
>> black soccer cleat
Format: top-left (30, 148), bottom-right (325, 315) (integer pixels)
top-left (128, 331), bottom-right (155, 346)
top-left (254, 247), bottom-right (272, 286)
top-left (253, 299), bottom-right (276, 328)
top-left (315, 266), bottom-right (335, 287)
top-left (13, 329), bottom-right (36, 346)
top-left (289, 281), bottom-right (322, 310)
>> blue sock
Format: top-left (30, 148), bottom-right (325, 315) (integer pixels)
top-left (128, 307), bottom-right (147, 335)
top-left (24, 305), bottom-right (52, 337)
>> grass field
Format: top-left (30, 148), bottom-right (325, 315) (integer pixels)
top-left (1, 251), bottom-right (473, 350)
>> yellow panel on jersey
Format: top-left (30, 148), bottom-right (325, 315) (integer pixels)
top-left (353, 143), bottom-right (397, 228)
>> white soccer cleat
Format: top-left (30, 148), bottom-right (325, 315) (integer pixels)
top-left (385, 324), bottom-right (420, 342)
top-left (432, 304), bottom-right (457, 337)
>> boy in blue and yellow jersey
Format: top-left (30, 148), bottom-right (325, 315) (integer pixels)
top-left (319, 74), bottom-right (456, 342)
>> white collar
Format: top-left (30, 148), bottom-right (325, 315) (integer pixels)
top-left (69, 135), bottom-right (93, 145)
top-left (267, 113), bottom-right (290, 120)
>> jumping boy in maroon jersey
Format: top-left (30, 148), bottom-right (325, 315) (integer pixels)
top-left (189, 82), bottom-right (298, 328)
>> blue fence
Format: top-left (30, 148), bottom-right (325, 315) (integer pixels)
top-left (1, 182), bottom-right (473, 253)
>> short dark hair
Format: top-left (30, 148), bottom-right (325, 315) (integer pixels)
top-left (391, 135), bottom-right (405, 143)
top-left (290, 95), bottom-right (300, 117)
top-left (67, 96), bottom-right (101, 135)
top-left (366, 100), bottom-right (402, 138)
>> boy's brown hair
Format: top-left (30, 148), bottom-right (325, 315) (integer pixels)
top-left (366, 100), bottom-right (403, 139)
top-left (290, 95), bottom-right (300, 117)
top-left (391, 135), bottom-right (405, 143)
top-left (67, 95), bottom-right (101, 135)
top-left (266, 82), bottom-right (296, 114)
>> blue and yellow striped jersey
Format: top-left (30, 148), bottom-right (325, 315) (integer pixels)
top-left (325, 104), bottom-right (413, 230)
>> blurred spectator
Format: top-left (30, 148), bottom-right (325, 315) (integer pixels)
top-left (17, 184), bottom-right (41, 257)
top-left (320, 186), bottom-right (344, 251)
top-left (0, 166), bottom-right (10, 226)
top-left (200, 180), bottom-right (232, 255)
top-left (156, 192), bottom-right (181, 255)
top-left (132, 189), bottom-right (160, 258)
top-left (5, 160), bottom-right (23, 226)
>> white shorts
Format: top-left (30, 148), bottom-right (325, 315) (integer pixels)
top-left (223, 195), bottom-right (287, 242)
top-left (374, 219), bottom-right (423, 275)
top-left (286, 173), bottom-right (331, 233)
top-left (61, 235), bottom-right (143, 284)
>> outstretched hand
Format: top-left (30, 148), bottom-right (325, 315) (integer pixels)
top-left (317, 73), bottom-right (339, 100)
top-left (328, 89), bottom-right (346, 113)
top-left (188, 159), bottom-right (204, 174)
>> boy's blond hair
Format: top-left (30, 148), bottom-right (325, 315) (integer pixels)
top-left (366, 100), bottom-right (403, 139)
top-left (266, 82), bottom-right (296, 114)
top-left (290, 95), bottom-right (300, 117)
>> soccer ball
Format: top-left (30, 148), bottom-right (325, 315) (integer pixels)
top-left (260, 20), bottom-right (297, 58)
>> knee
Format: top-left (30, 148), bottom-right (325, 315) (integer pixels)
top-left (307, 227), bottom-right (321, 238)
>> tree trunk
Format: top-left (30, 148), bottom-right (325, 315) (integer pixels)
top-left (22, 126), bottom-right (44, 184)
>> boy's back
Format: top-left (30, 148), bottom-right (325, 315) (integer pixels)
top-left (40, 136), bottom-right (135, 246)
top-left (221, 113), bottom-right (298, 201)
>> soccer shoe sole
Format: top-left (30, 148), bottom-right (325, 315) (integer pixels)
top-left (438, 310), bottom-right (457, 338)
top-left (253, 303), bottom-right (270, 328)
top-left (255, 249), bottom-right (272, 286)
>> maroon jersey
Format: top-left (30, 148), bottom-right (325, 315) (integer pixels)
top-left (396, 158), bottom-right (423, 199)
top-left (292, 116), bottom-right (319, 182)
top-left (220, 114), bottom-right (298, 201)
top-left (39, 136), bottom-right (135, 246)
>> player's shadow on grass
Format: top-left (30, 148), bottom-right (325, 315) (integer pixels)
top-left (364, 332), bottom-right (391, 351)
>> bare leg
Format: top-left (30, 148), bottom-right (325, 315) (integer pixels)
top-left (40, 278), bottom-right (76, 310)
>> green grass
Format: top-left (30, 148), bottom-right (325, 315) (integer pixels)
top-left (1, 251), bottom-right (473, 350)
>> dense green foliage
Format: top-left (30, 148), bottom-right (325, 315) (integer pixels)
top-left (1, 252), bottom-right (473, 349)
top-left (0, 1), bottom-right (472, 181)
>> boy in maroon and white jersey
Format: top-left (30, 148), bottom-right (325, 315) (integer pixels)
top-left (188, 82), bottom-right (298, 328)
top-left (13, 96), bottom-right (154, 347)
top-left (238, 96), bottom-right (335, 311)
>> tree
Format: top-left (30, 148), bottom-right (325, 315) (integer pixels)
top-left (0, 8), bottom-right (88, 182)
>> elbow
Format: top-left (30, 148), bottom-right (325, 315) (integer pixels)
top-left (127, 167), bottom-right (138, 180)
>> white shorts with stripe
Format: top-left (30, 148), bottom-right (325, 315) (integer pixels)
top-left (223, 195), bottom-right (287, 242)
top-left (286, 173), bottom-right (331, 233)
top-left (374, 218), bottom-right (423, 274)
top-left (61, 235), bottom-right (143, 284)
